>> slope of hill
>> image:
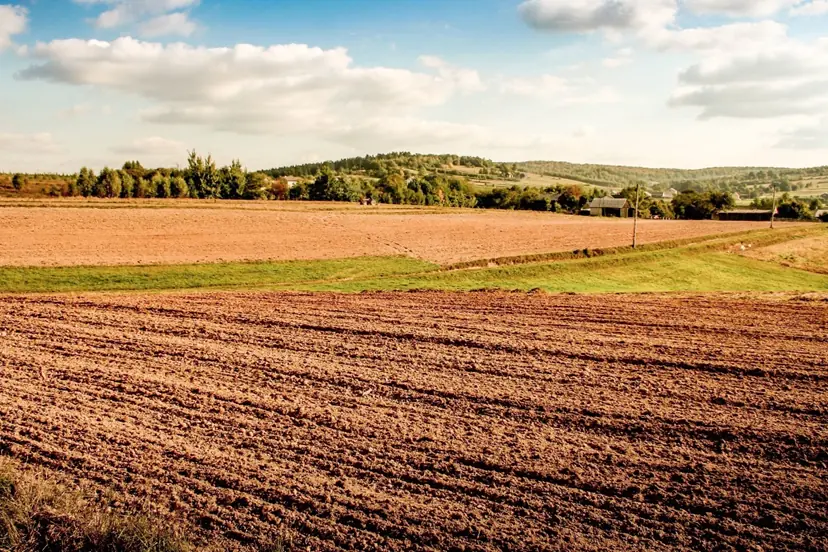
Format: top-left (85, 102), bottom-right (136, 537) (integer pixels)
top-left (264, 153), bottom-right (828, 197)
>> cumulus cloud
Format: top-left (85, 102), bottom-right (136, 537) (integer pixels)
top-left (0, 4), bottom-right (27, 51)
top-left (602, 47), bottom-right (633, 68)
top-left (501, 74), bottom-right (619, 104)
top-left (73, 0), bottom-right (199, 35)
top-left (649, 21), bottom-right (788, 51)
top-left (791, 0), bottom-right (828, 15)
top-left (137, 12), bottom-right (197, 37)
top-left (111, 136), bottom-right (186, 155)
top-left (682, 0), bottom-right (799, 17)
top-left (669, 34), bottom-right (828, 118)
top-left (15, 37), bottom-right (486, 145)
top-left (518, 0), bottom-right (676, 34)
top-left (776, 118), bottom-right (828, 149)
top-left (0, 132), bottom-right (62, 154)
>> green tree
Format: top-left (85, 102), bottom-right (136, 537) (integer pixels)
top-left (186, 150), bottom-right (219, 199)
top-left (119, 171), bottom-right (134, 198)
top-left (77, 168), bottom-right (96, 197)
top-left (244, 172), bottom-right (269, 200)
top-left (96, 167), bottom-right (122, 198)
top-left (122, 161), bottom-right (146, 182)
top-left (153, 174), bottom-right (171, 198)
top-left (226, 159), bottom-right (247, 199)
top-left (11, 173), bottom-right (25, 191)
top-left (170, 176), bottom-right (189, 198)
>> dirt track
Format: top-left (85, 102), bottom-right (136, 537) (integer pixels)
top-left (0, 292), bottom-right (826, 551)
top-left (0, 204), bottom-right (790, 266)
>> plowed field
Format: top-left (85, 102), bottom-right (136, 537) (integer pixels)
top-left (0, 205), bottom-right (792, 266)
top-left (1, 292), bottom-right (826, 551)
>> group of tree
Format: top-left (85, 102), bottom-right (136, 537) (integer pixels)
top-left (266, 152), bottom-right (498, 180)
top-left (750, 193), bottom-right (825, 221)
top-left (70, 153), bottom-right (275, 200)
top-left (287, 169), bottom-right (479, 207)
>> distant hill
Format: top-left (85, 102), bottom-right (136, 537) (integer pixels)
top-left (265, 152), bottom-right (828, 199)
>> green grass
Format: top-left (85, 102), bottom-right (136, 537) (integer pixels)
top-left (0, 256), bottom-right (436, 293)
top-left (288, 249), bottom-right (828, 293)
top-left (1, 227), bottom-right (825, 294)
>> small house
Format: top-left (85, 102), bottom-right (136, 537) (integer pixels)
top-left (589, 197), bottom-right (631, 218)
top-left (815, 209), bottom-right (827, 221)
top-left (285, 177), bottom-right (301, 189)
top-left (717, 209), bottom-right (775, 221)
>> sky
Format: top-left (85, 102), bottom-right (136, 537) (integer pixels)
top-left (1, 0), bottom-right (827, 172)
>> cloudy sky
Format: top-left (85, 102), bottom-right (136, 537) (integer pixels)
top-left (1, 0), bottom-right (827, 172)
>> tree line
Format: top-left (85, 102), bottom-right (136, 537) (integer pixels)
top-left (5, 150), bottom-right (824, 221)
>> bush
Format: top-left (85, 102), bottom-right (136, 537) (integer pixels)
top-left (11, 174), bottom-right (25, 191)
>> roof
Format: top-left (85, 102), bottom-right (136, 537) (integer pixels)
top-left (589, 198), bottom-right (629, 209)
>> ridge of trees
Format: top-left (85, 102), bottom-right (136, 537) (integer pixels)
top-left (2, 151), bottom-right (825, 220)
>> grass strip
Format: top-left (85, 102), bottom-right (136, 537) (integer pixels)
top-left (0, 256), bottom-right (436, 293)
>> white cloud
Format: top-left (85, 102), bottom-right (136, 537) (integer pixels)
top-left (111, 136), bottom-right (186, 155)
top-left (0, 4), bottom-right (27, 51)
top-left (73, 0), bottom-right (199, 34)
top-left (15, 37), bottom-right (485, 147)
top-left (329, 117), bottom-right (555, 152)
top-left (683, 0), bottom-right (799, 17)
top-left (0, 132), bottom-right (62, 154)
top-left (137, 12), bottom-right (196, 37)
top-left (669, 33), bottom-right (828, 118)
top-left (602, 47), bottom-right (633, 67)
top-left (59, 104), bottom-right (92, 118)
top-left (573, 125), bottom-right (595, 138)
top-left (501, 74), bottom-right (619, 104)
top-left (791, 0), bottom-right (828, 15)
top-left (649, 21), bottom-right (788, 51)
top-left (518, 0), bottom-right (676, 34)
top-left (776, 118), bottom-right (828, 149)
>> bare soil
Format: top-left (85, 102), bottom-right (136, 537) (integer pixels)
top-left (0, 203), bottom-right (793, 266)
top-left (0, 292), bottom-right (825, 551)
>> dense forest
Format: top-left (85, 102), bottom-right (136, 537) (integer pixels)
top-left (2, 151), bottom-right (826, 220)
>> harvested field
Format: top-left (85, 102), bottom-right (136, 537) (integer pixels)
top-left (742, 234), bottom-right (828, 274)
top-left (0, 203), bottom-right (796, 266)
top-left (1, 292), bottom-right (826, 551)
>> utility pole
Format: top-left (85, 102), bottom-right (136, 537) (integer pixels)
top-left (770, 184), bottom-right (777, 229)
top-left (632, 181), bottom-right (641, 248)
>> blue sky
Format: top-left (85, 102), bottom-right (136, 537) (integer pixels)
top-left (1, 0), bottom-right (828, 172)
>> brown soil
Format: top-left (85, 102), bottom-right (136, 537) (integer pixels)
top-left (0, 203), bottom-right (794, 266)
top-left (1, 292), bottom-right (826, 551)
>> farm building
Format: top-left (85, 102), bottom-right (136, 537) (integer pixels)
top-left (816, 209), bottom-right (827, 221)
top-left (651, 191), bottom-right (674, 200)
top-left (589, 197), bottom-right (631, 218)
top-left (285, 177), bottom-right (301, 188)
top-left (717, 209), bottom-right (775, 221)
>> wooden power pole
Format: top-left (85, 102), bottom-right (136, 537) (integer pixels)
top-left (632, 182), bottom-right (641, 248)
top-left (770, 184), bottom-right (777, 229)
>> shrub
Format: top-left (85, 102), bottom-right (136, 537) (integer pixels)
top-left (11, 174), bottom-right (25, 191)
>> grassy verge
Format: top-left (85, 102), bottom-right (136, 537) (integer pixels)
top-left (287, 250), bottom-right (828, 293)
top-left (443, 225), bottom-right (823, 270)
top-left (0, 256), bottom-right (435, 293)
top-left (0, 227), bottom-right (824, 294)
top-left (0, 458), bottom-right (195, 552)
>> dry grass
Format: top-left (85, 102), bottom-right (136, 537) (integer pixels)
top-left (742, 233), bottom-right (828, 274)
top-left (0, 458), bottom-right (196, 552)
